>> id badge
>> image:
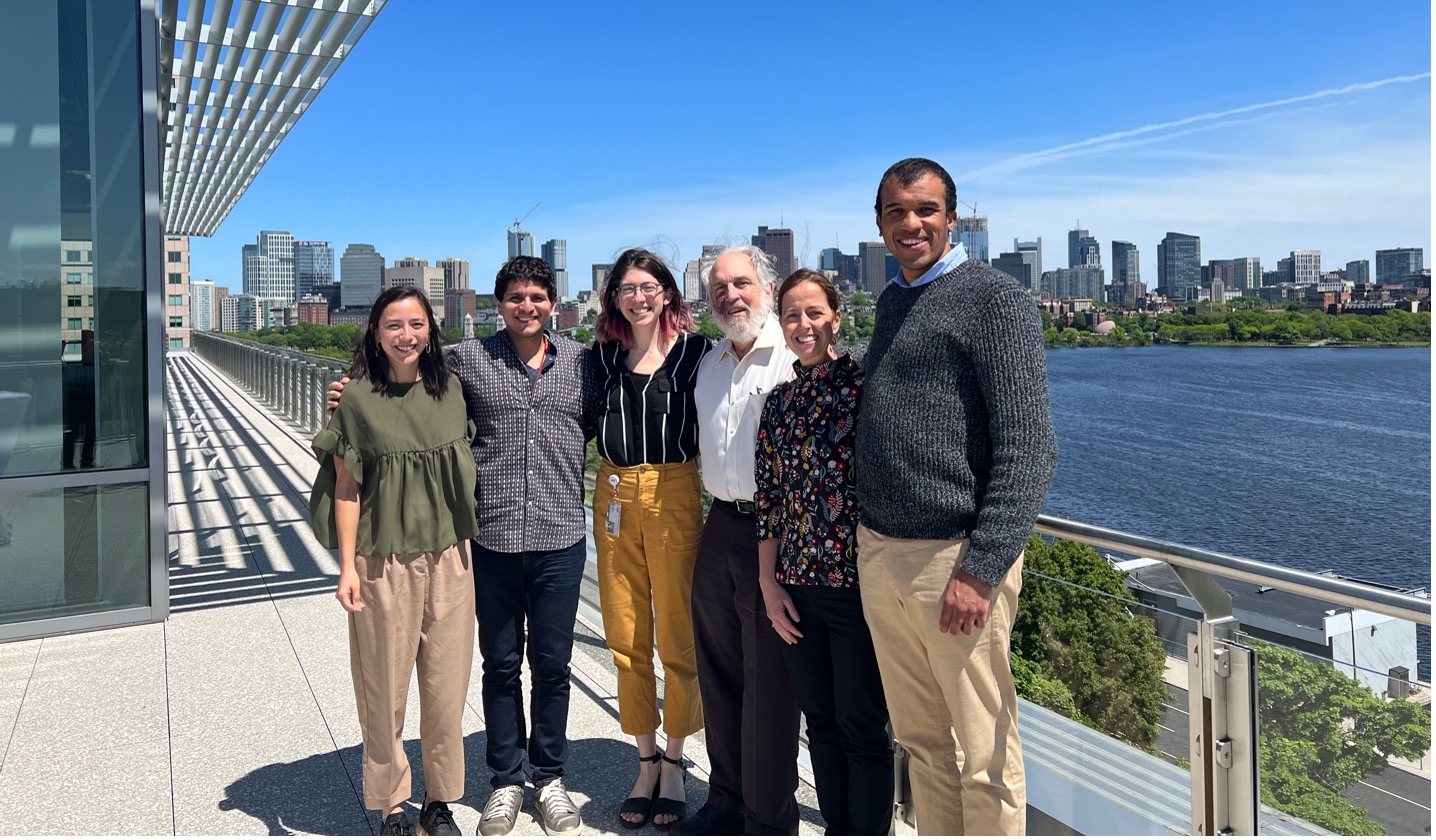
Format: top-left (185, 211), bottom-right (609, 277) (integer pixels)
top-left (604, 474), bottom-right (621, 537)
top-left (605, 499), bottom-right (621, 537)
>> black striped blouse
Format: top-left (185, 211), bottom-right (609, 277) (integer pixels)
top-left (594, 332), bottom-right (712, 467)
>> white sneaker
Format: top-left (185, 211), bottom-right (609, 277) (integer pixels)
top-left (477, 785), bottom-right (523, 837)
top-left (534, 777), bottom-right (581, 836)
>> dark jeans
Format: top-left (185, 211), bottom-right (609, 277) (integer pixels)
top-left (781, 585), bottom-right (893, 836)
top-left (472, 538), bottom-right (585, 788)
top-left (691, 502), bottom-right (800, 834)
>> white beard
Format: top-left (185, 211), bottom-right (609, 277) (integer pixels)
top-left (715, 294), bottom-right (774, 345)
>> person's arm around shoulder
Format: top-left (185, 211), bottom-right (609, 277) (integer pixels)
top-left (941, 284), bottom-right (1058, 636)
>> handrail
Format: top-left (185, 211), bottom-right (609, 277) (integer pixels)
top-left (1036, 515), bottom-right (1431, 626)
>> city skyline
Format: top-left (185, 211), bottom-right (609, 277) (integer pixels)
top-left (187, 2), bottom-right (1430, 294)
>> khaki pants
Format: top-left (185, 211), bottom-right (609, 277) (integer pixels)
top-left (857, 525), bottom-right (1025, 836)
top-left (349, 543), bottom-right (475, 810)
top-left (594, 459), bottom-right (704, 737)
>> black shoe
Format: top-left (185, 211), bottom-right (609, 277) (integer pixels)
top-left (380, 812), bottom-right (415, 836)
top-left (667, 802), bottom-right (743, 835)
top-left (619, 752), bottom-right (662, 830)
top-left (418, 800), bottom-right (461, 836)
top-left (651, 754), bottom-right (689, 828)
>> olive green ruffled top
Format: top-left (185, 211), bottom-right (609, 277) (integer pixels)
top-left (309, 378), bottom-right (479, 557)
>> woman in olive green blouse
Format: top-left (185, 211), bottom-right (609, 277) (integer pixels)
top-left (309, 286), bottom-right (477, 837)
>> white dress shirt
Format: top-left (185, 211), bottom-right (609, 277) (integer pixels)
top-left (694, 317), bottom-right (798, 503)
top-left (889, 241), bottom-right (967, 288)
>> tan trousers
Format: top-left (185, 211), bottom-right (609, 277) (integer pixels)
top-left (594, 459), bottom-right (704, 737)
top-left (857, 525), bottom-right (1025, 836)
top-left (349, 543), bottom-right (475, 810)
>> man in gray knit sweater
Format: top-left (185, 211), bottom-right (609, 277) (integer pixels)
top-left (855, 158), bottom-right (1057, 836)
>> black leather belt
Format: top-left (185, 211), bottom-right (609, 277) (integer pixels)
top-left (714, 498), bottom-right (757, 515)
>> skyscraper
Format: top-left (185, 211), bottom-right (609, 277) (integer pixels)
top-left (991, 252), bottom-right (1032, 290)
top-left (1014, 238), bottom-right (1043, 286)
top-left (508, 229), bottom-right (534, 258)
top-left (592, 264), bottom-right (614, 297)
top-left (190, 280), bottom-right (216, 332)
top-left (541, 239), bottom-right (569, 300)
top-left (1346, 259), bottom-right (1370, 285)
top-left (955, 216), bottom-right (989, 262)
top-left (1289, 250), bottom-right (1321, 287)
top-left (683, 260), bottom-right (704, 302)
top-left (755, 226), bottom-right (795, 279)
top-left (859, 241), bottom-right (889, 294)
top-left (242, 230), bottom-right (295, 300)
top-left (437, 257), bottom-right (470, 292)
top-left (1067, 228), bottom-right (1091, 269)
top-left (1157, 232), bottom-right (1201, 301)
top-left (1111, 241), bottom-right (1140, 283)
top-left (340, 243), bottom-right (385, 309)
top-left (1231, 257), bottom-right (1261, 293)
top-left (1375, 248), bottom-right (1424, 283)
top-left (292, 240), bottom-right (334, 300)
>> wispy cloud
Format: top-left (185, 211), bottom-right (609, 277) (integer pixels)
top-left (960, 74), bottom-right (1431, 182)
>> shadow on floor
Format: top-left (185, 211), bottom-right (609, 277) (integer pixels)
top-left (219, 731), bottom-right (834, 836)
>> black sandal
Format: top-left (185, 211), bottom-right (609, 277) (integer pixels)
top-left (652, 754), bottom-right (690, 828)
top-left (618, 752), bottom-right (662, 830)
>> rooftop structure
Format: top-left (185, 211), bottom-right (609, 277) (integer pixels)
top-left (160, 0), bottom-right (387, 236)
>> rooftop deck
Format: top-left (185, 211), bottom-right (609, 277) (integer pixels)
top-left (0, 352), bottom-right (828, 835)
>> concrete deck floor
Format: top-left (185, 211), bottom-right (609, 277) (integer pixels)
top-left (0, 353), bottom-right (825, 836)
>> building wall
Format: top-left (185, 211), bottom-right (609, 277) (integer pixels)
top-left (1290, 249), bottom-right (1321, 287)
top-left (859, 241), bottom-right (889, 294)
top-left (1158, 232), bottom-right (1201, 300)
top-left (293, 240), bottom-right (334, 301)
top-left (340, 243), bottom-right (384, 309)
top-left (164, 235), bottom-right (190, 348)
top-left (190, 280), bottom-right (215, 332)
top-left (1375, 248), bottom-right (1424, 284)
top-left (0, 0), bottom-right (166, 638)
top-left (541, 240), bottom-right (568, 300)
top-left (384, 260), bottom-right (447, 323)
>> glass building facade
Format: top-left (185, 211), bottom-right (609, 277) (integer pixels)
top-left (0, 0), bottom-right (167, 638)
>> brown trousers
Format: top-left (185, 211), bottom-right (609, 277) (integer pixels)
top-left (857, 526), bottom-right (1026, 836)
top-left (593, 459), bottom-right (704, 738)
top-left (349, 543), bottom-right (475, 810)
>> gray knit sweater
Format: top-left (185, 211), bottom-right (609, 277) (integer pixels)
top-left (856, 258), bottom-right (1058, 587)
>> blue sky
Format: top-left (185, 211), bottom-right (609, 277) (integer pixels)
top-left (189, 1), bottom-right (1433, 294)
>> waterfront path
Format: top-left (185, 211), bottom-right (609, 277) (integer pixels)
top-left (0, 352), bottom-right (826, 835)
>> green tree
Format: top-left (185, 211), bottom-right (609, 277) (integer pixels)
top-left (847, 290), bottom-right (873, 309)
top-left (573, 327), bottom-right (593, 345)
top-left (1011, 537), bottom-right (1168, 749)
top-left (694, 312), bottom-right (724, 341)
top-left (1253, 642), bottom-right (1430, 834)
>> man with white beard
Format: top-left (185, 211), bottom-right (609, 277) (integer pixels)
top-left (668, 245), bottom-right (802, 836)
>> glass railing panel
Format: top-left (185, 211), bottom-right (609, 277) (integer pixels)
top-left (1014, 537), bottom-right (1201, 834)
top-left (1239, 630), bottom-right (1432, 836)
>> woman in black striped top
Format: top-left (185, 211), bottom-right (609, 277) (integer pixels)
top-left (591, 248), bottom-right (711, 829)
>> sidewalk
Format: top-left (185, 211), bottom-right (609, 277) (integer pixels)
top-left (0, 353), bottom-right (824, 835)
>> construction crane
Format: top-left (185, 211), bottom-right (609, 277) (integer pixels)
top-left (510, 201), bottom-right (540, 233)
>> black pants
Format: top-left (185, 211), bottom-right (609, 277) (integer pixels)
top-left (781, 585), bottom-right (893, 835)
top-left (472, 538), bottom-right (585, 788)
top-left (691, 503), bottom-right (800, 834)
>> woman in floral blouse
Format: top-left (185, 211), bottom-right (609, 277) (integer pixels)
top-left (754, 269), bottom-right (893, 836)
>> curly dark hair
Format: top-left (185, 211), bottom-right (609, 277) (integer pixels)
top-left (349, 286), bottom-right (450, 398)
top-left (495, 255), bottom-right (557, 301)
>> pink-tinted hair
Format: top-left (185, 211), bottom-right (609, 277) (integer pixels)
top-left (593, 248), bottom-right (695, 347)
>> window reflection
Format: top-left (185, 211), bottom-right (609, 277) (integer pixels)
top-left (0, 0), bottom-right (147, 478)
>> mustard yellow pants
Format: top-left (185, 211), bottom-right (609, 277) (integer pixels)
top-left (593, 459), bottom-right (704, 737)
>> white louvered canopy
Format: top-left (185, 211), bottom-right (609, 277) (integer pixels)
top-left (158, 0), bottom-right (386, 236)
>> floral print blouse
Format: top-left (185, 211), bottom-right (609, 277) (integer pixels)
top-left (754, 354), bottom-right (863, 588)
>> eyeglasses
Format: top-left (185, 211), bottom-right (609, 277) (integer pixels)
top-left (616, 282), bottom-right (663, 298)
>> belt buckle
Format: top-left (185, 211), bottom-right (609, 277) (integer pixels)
top-left (734, 499), bottom-right (756, 515)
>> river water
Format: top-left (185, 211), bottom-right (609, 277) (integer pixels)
top-left (1043, 346), bottom-right (1431, 676)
